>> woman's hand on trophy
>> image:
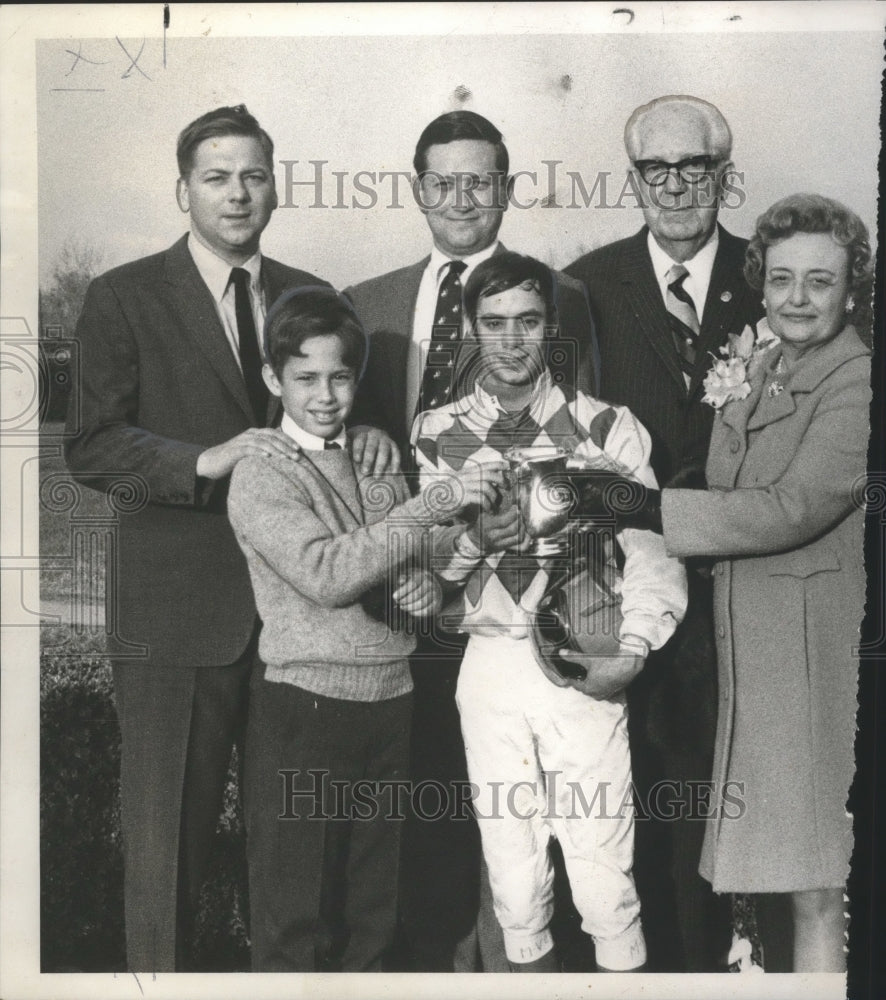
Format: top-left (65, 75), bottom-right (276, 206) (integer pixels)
top-left (462, 505), bottom-right (530, 556)
top-left (570, 470), bottom-right (663, 533)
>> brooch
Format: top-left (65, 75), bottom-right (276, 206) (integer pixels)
top-left (766, 356), bottom-right (787, 397)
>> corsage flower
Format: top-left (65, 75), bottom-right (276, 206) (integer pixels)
top-left (702, 320), bottom-right (778, 411)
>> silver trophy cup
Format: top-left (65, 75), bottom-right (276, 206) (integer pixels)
top-left (505, 446), bottom-right (574, 556)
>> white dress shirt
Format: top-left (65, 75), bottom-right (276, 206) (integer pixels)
top-left (406, 240), bottom-right (501, 422)
top-left (646, 227), bottom-right (719, 324)
top-left (280, 412), bottom-right (348, 451)
top-left (188, 234), bottom-right (266, 368)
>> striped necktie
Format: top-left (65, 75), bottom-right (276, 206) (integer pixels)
top-left (416, 259), bottom-right (468, 416)
top-left (665, 263), bottom-right (700, 381)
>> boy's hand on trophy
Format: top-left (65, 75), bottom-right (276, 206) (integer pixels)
top-left (392, 569), bottom-right (442, 618)
top-left (421, 461), bottom-right (509, 521)
top-left (463, 505), bottom-right (530, 555)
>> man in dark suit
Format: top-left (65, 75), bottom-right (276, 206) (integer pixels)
top-left (345, 111), bottom-right (599, 973)
top-left (565, 95), bottom-right (763, 972)
top-left (347, 111), bottom-right (599, 462)
top-left (63, 105), bottom-right (392, 972)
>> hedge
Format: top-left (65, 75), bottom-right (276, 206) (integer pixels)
top-left (40, 644), bottom-right (249, 972)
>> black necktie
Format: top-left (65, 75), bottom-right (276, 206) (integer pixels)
top-left (324, 440), bottom-right (342, 450)
top-left (417, 260), bottom-right (468, 416)
top-left (230, 267), bottom-right (268, 423)
top-left (665, 264), bottom-right (701, 380)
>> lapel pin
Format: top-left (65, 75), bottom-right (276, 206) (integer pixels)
top-left (720, 290), bottom-right (733, 303)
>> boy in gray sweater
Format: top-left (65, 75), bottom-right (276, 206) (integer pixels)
top-left (227, 287), bottom-right (501, 971)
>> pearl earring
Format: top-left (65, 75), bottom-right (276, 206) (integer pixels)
top-left (846, 295), bottom-right (856, 313)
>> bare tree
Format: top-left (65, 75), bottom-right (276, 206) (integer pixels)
top-left (39, 241), bottom-right (104, 422)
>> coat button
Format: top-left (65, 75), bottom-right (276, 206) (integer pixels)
top-left (717, 625), bottom-right (726, 638)
top-left (730, 440), bottom-right (740, 454)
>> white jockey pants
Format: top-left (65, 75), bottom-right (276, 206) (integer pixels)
top-left (456, 633), bottom-right (646, 970)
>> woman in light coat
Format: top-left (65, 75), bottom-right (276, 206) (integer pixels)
top-left (579, 193), bottom-right (872, 971)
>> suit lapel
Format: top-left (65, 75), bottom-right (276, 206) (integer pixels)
top-left (383, 257), bottom-right (428, 436)
top-left (619, 231), bottom-right (686, 391)
top-left (260, 257), bottom-right (314, 427)
top-left (746, 326), bottom-right (868, 432)
top-left (165, 235), bottom-right (255, 423)
top-left (720, 358), bottom-right (769, 438)
top-left (397, 258), bottom-right (427, 426)
top-left (689, 228), bottom-right (755, 399)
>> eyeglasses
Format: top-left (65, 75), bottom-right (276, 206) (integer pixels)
top-left (633, 155), bottom-right (721, 187)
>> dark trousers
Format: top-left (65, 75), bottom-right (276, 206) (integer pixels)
top-left (397, 635), bottom-right (508, 971)
top-left (244, 676), bottom-right (411, 972)
top-left (112, 646), bottom-right (253, 972)
top-left (627, 572), bottom-right (731, 971)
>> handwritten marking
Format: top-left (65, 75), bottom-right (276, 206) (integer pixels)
top-left (612, 7), bottom-right (635, 24)
top-left (116, 37), bottom-right (152, 80)
top-left (64, 41), bottom-right (108, 76)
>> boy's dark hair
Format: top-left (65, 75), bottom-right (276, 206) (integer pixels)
top-left (263, 286), bottom-right (368, 378)
top-left (463, 252), bottom-right (558, 329)
top-left (177, 104), bottom-right (274, 177)
top-left (413, 111), bottom-right (509, 177)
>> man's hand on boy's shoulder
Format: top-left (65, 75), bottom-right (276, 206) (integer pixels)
top-left (392, 570), bottom-right (442, 618)
top-left (196, 428), bottom-right (303, 480)
top-left (348, 425), bottom-right (401, 476)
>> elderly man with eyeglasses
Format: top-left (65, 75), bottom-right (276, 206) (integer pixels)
top-left (565, 95), bottom-right (764, 972)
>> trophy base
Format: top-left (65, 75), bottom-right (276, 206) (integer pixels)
top-left (528, 532), bottom-right (572, 557)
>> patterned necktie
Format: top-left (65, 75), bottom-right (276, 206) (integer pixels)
top-left (665, 263), bottom-right (701, 380)
top-left (230, 267), bottom-right (268, 423)
top-left (417, 260), bottom-right (468, 416)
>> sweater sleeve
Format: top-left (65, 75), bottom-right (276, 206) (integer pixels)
top-left (662, 362), bottom-right (870, 557)
top-left (575, 405), bottom-right (688, 650)
top-left (228, 457), bottom-right (435, 608)
top-left (412, 411), bottom-right (485, 583)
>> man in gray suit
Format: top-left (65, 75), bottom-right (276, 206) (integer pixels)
top-left (565, 95), bottom-right (763, 972)
top-left (346, 110), bottom-right (599, 972)
top-left (65, 105), bottom-right (391, 971)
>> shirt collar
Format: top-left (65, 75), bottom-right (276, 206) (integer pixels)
top-left (428, 239), bottom-right (500, 285)
top-left (280, 412), bottom-right (348, 451)
top-left (646, 226), bottom-right (719, 284)
top-left (473, 367), bottom-right (553, 417)
top-left (188, 233), bottom-right (263, 304)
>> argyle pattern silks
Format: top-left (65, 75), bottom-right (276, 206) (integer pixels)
top-left (412, 371), bottom-right (646, 635)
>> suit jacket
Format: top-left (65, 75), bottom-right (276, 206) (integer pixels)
top-left (64, 234), bottom-right (328, 667)
top-left (662, 326), bottom-right (869, 891)
top-left (564, 225), bottom-right (763, 486)
top-left (345, 245), bottom-right (600, 463)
